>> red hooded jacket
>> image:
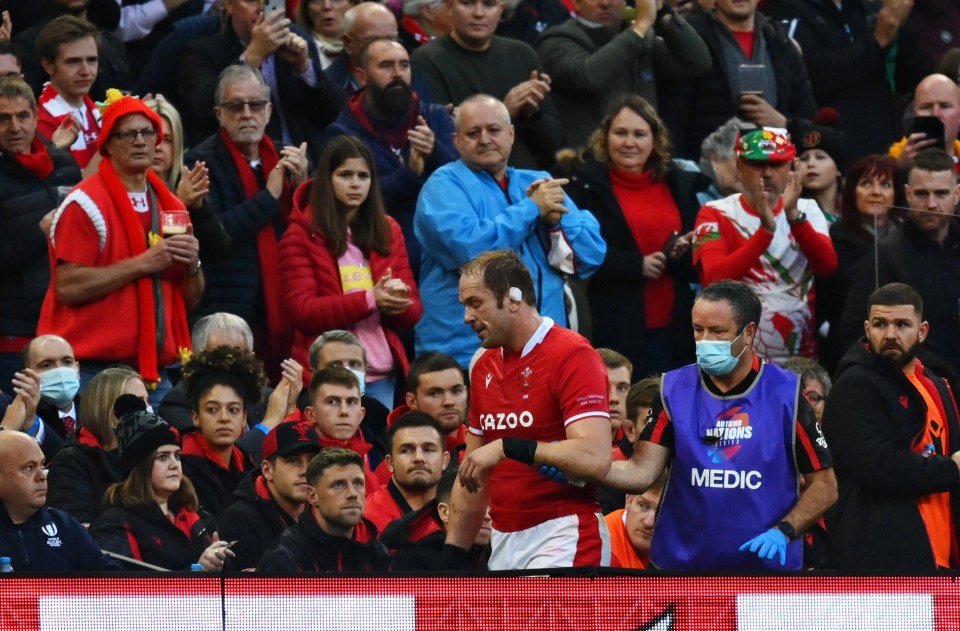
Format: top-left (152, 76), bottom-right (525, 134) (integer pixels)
top-left (277, 180), bottom-right (422, 386)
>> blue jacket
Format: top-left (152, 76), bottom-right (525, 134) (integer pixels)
top-left (0, 504), bottom-right (122, 572)
top-left (413, 161), bottom-right (606, 366)
top-left (319, 98), bottom-right (457, 278)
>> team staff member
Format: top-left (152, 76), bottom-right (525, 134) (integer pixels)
top-left (257, 448), bottom-right (390, 572)
top-left (605, 280), bottom-right (836, 570)
top-left (826, 283), bottom-right (960, 570)
top-left (219, 420), bottom-right (323, 571)
top-left (442, 250), bottom-right (613, 570)
top-left (364, 412), bottom-right (449, 534)
top-left (373, 351), bottom-right (468, 484)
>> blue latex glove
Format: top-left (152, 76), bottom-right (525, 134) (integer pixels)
top-left (538, 464), bottom-right (566, 482)
top-left (538, 441), bottom-right (565, 482)
top-left (738, 528), bottom-right (788, 566)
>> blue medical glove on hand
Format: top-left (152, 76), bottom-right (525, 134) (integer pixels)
top-left (738, 528), bottom-right (788, 566)
top-left (538, 441), bottom-right (565, 482)
top-left (539, 464), bottom-right (566, 482)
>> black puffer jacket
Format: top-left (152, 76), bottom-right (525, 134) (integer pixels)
top-left (257, 508), bottom-right (390, 573)
top-left (824, 343), bottom-right (960, 569)
top-left (0, 140), bottom-right (80, 337)
top-left (218, 471), bottom-right (298, 572)
top-left (90, 503), bottom-right (216, 570)
top-left (180, 432), bottom-right (255, 518)
top-left (659, 10), bottom-right (817, 160)
top-left (46, 428), bottom-right (123, 524)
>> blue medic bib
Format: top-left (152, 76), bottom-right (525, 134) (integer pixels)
top-left (651, 362), bottom-right (803, 570)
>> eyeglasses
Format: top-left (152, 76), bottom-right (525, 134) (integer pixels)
top-left (110, 128), bottom-right (157, 142)
top-left (457, 0), bottom-right (501, 11)
top-left (455, 0), bottom-right (502, 8)
top-left (805, 391), bottom-right (825, 405)
top-left (218, 99), bottom-right (270, 114)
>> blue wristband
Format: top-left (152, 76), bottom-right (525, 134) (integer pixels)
top-left (24, 416), bottom-right (41, 437)
top-left (254, 423), bottom-right (269, 436)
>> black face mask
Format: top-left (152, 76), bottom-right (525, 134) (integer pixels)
top-left (368, 79), bottom-right (413, 119)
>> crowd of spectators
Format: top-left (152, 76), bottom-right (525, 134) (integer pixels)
top-left (1, 0), bottom-right (960, 575)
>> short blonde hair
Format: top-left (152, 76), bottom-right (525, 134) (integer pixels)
top-left (78, 366), bottom-right (142, 447)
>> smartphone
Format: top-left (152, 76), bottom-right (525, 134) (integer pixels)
top-left (910, 115), bottom-right (946, 150)
top-left (738, 64), bottom-right (766, 96)
top-left (660, 231), bottom-right (680, 256)
top-left (263, 0), bottom-right (285, 17)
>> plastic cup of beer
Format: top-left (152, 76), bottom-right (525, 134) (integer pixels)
top-left (161, 210), bottom-right (191, 237)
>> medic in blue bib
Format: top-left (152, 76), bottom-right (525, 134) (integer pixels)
top-left (603, 279), bottom-right (837, 570)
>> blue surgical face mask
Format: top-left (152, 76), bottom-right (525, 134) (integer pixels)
top-left (347, 367), bottom-right (366, 397)
top-left (39, 366), bottom-right (81, 408)
top-left (695, 330), bottom-right (746, 376)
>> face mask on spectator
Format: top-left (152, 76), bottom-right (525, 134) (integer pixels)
top-left (39, 366), bottom-right (81, 407)
top-left (695, 331), bottom-right (745, 377)
top-left (348, 367), bottom-right (366, 397)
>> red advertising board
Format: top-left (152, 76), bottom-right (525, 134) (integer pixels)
top-left (2, 574), bottom-right (959, 630)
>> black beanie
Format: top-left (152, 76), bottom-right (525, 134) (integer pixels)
top-left (796, 107), bottom-right (847, 169)
top-left (115, 404), bottom-right (181, 476)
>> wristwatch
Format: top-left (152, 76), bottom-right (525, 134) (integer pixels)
top-left (787, 211), bottom-right (807, 225)
top-left (776, 520), bottom-right (796, 541)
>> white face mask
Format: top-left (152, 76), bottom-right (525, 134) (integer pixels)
top-left (347, 367), bottom-right (366, 397)
top-left (39, 366), bottom-right (81, 408)
top-left (695, 330), bottom-right (746, 377)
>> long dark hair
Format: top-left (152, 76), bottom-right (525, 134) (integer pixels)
top-left (103, 447), bottom-right (200, 513)
top-left (309, 135), bottom-right (391, 258)
top-left (839, 154), bottom-right (904, 240)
